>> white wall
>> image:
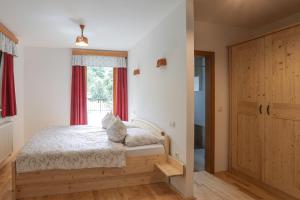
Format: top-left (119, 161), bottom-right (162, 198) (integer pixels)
top-left (0, 43), bottom-right (25, 152)
top-left (12, 44), bottom-right (25, 151)
top-left (128, 0), bottom-right (194, 197)
top-left (128, 2), bottom-right (186, 161)
top-left (24, 47), bottom-right (71, 141)
top-left (194, 21), bottom-right (250, 172)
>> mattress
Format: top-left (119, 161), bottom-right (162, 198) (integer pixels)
top-left (16, 125), bottom-right (165, 173)
top-left (16, 126), bottom-right (126, 173)
top-left (125, 144), bottom-right (165, 157)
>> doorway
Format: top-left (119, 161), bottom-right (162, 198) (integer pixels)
top-left (194, 50), bottom-right (215, 173)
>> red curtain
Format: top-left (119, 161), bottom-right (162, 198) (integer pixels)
top-left (70, 65), bottom-right (88, 125)
top-left (113, 68), bottom-right (128, 121)
top-left (1, 52), bottom-right (17, 118)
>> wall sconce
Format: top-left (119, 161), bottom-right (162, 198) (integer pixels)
top-left (133, 69), bottom-right (140, 76)
top-left (156, 58), bottom-right (167, 68)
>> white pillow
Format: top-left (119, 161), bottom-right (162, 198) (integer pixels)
top-left (106, 117), bottom-right (127, 143)
top-left (125, 128), bottom-right (161, 147)
top-left (123, 121), bottom-right (138, 128)
top-left (102, 112), bottom-right (116, 129)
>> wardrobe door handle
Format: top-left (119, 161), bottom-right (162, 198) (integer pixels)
top-left (267, 105), bottom-right (270, 115)
top-left (259, 104), bottom-right (262, 114)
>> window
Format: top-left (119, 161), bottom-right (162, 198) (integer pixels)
top-left (87, 67), bottom-right (113, 126)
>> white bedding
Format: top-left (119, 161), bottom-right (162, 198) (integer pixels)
top-left (16, 126), bottom-right (126, 173)
top-left (125, 128), bottom-right (162, 147)
top-left (126, 144), bottom-right (165, 157)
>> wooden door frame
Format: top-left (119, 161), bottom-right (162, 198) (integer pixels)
top-left (194, 50), bottom-right (215, 174)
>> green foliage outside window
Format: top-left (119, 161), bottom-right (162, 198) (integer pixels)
top-left (87, 67), bottom-right (113, 103)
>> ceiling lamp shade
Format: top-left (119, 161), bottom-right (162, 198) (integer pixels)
top-left (75, 24), bottom-right (88, 47)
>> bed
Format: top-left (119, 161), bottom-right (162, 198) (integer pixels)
top-left (12, 119), bottom-right (176, 199)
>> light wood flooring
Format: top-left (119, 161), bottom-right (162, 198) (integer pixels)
top-left (1, 160), bottom-right (282, 200)
top-left (194, 171), bottom-right (282, 200)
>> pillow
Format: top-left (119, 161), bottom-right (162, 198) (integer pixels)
top-left (106, 117), bottom-right (127, 143)
top-left (123, 121), bottom-right (138, 128)
top-left (102, 112), bottom-right (116, 129)
top-left (125, 128), bottom-right (161, 147)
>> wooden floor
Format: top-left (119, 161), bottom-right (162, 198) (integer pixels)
top-left (22, 184), bottom-right (183, 200)
top-left (1, 160), bottom-right (282, 200)
top-left (194, 171), bottom-right (282, 200)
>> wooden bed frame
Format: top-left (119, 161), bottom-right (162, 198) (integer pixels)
top-left (11, 119), bottom-right (184, 199)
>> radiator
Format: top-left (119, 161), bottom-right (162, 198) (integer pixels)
top-left (0, 121), bottom-right (13, 163)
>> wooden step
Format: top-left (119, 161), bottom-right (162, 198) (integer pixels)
top-left (155, 156), bottom-right (184, 177)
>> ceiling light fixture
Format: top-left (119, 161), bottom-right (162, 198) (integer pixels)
top-left (75, 24), bottom-right (88, 47)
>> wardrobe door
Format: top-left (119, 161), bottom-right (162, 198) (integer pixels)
top-left (264, 26), bottom-right (300, 198)
top-left (230, 38), bottom-right (265, 180)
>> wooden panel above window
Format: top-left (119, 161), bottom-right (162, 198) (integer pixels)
top-left (0, 23), bottom-right (18, 44)
top-left (72, 49), bottom-right (128, 58)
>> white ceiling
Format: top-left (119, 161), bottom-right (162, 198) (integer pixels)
top-left (0, 0), bottom-right (182, 50)
top-left (2, 0), bottom-right (299, 50)
top-left (195, 0), bottom-right (300, 28)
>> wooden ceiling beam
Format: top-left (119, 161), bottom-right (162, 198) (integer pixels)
top-left (72, 48), bottom-right (128, 58)
top-left (0, 23), bottom-right (18, 44)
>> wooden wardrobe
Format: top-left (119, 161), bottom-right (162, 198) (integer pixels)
top-left (229, 24), bottom-right (300, 200)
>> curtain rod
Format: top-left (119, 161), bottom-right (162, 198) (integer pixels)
top-left (0, 23), bottom-right (18, 44)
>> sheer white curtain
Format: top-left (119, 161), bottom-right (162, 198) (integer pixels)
top-left (0, 33), bottom-right (17, 56)
top-left (72, 55), bottom-right (127, 68)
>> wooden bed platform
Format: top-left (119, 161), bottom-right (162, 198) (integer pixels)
top-left (11, 119), bottom-right (184, 199)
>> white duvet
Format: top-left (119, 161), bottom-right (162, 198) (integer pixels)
top-left (16, 126), bottom-right (126, 173)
